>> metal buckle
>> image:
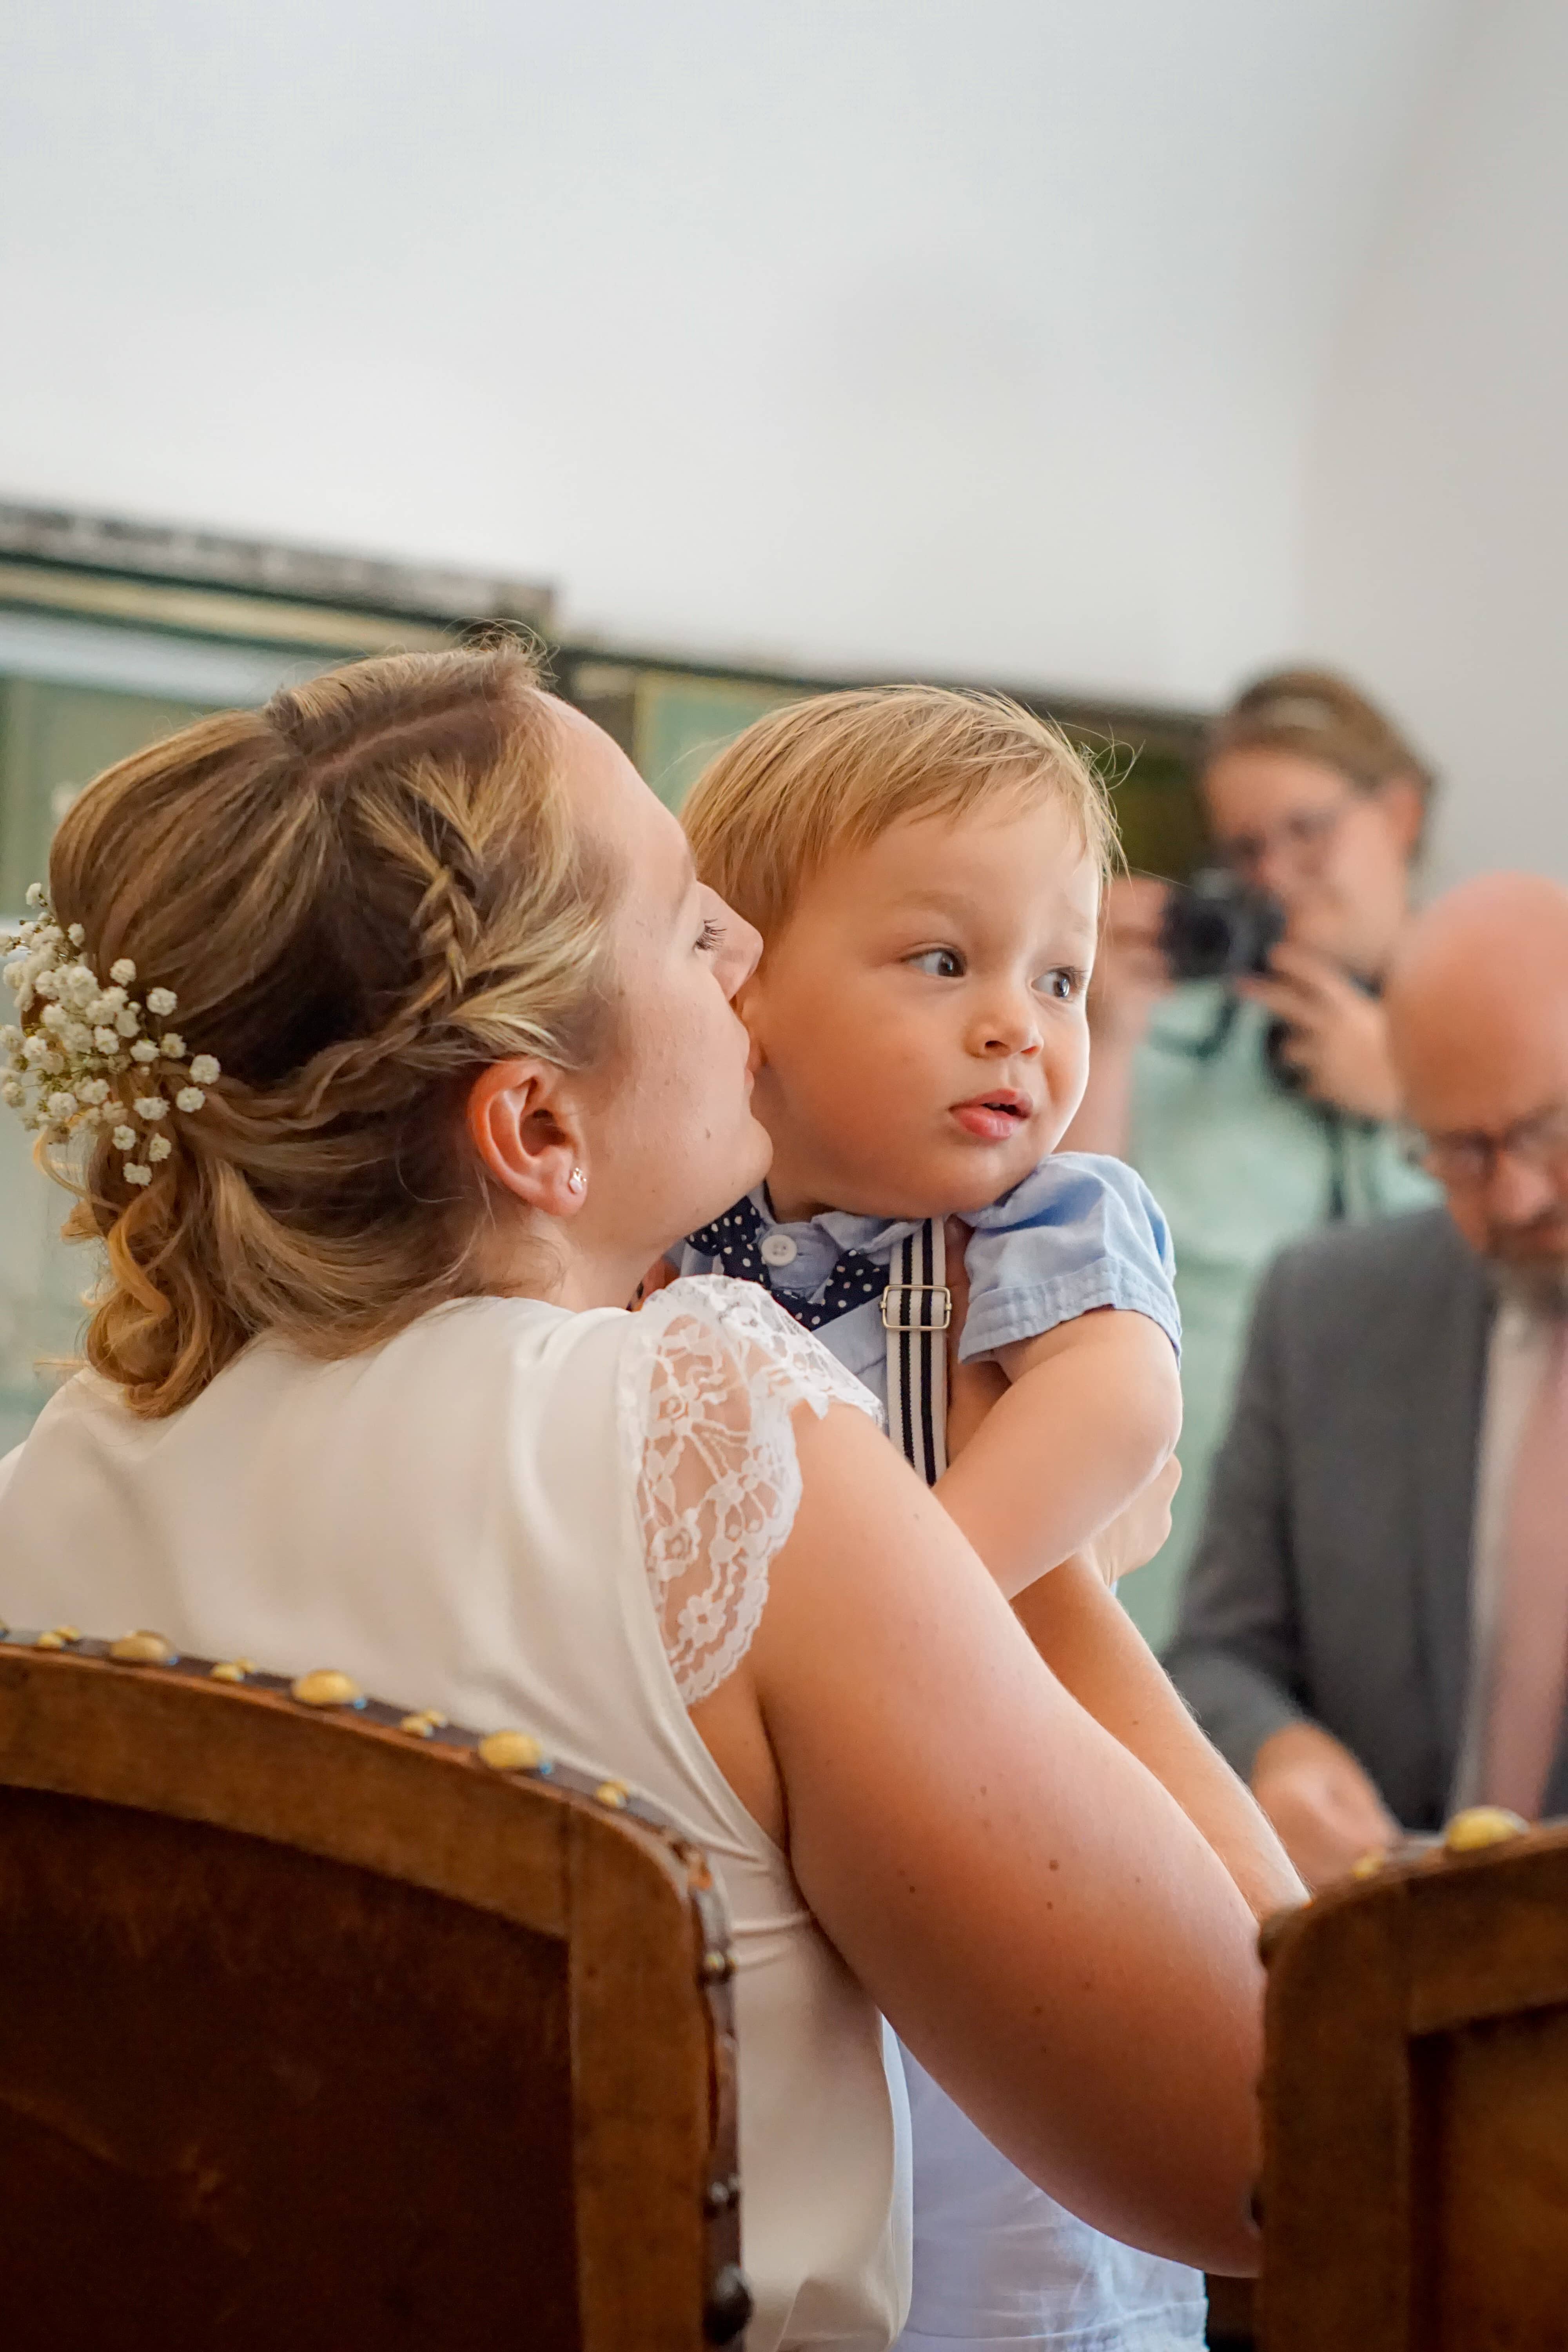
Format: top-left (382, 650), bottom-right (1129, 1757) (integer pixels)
top-left (880, 1283), bottom-right (952, 1333)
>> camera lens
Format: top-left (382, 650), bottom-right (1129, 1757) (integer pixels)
top-left (1159, 872), bottom-right (1285, 983)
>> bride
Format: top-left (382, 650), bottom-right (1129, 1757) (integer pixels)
top-left (0, 643), bottom-right (1265, 2349)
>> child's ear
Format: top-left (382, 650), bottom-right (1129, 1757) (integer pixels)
top-left (731, 965), bottom-right (768, 1038)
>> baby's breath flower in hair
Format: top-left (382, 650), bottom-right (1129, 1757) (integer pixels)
top-left (0, 884), bottom-right (221, 1182)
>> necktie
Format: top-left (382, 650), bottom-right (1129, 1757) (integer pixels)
top-left (1481, 1319), bottom-right (1568, 1818)
top-left (686, 1196), bottom-right (890, 1332)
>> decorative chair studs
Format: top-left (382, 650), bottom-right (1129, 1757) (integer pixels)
top-left (108, 1630), bottom-right (178, 1665)
top-left (477, 1730), bottom-right (547, 1773)
top-left (0, 1625), bottom-right (748, 2349)
top-left (1444, 1803), bottom-right (1529, 1853)
top-left (289, 1668), bottom-right (365, 1709)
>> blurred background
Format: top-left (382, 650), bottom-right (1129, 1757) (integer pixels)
top-left (2, 1), bottom-right (1564, 1589)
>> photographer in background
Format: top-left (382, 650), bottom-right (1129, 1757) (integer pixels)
top-left (1065, 670), bottom-right (1439, 1648)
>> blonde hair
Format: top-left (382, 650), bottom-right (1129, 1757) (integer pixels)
top-left (1205, 667), bottom-right (1436, 846)
top-left (44, 642), bottom-right (617, 1419)
top-left (682, 684), bottom-right (1118, 938)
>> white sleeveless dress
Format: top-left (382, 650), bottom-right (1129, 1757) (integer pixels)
top-left (0, 1277), bottom-right (912, 2352)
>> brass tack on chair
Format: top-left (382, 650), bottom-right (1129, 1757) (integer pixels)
top-left (478, 1730), bottom-right (545, 1774)
top-left (1352, 1847), bottom-right (1389, 1880)
top-left (109, 1630), bottom-right (177, 1666)
top-left (34, 1625), bottom-right (81, 1651)
top-left (209, 1659), bottom-right (255, 1684)
top-left (398, 1709), bottom-right (448, 1739)
top-left (703, 2261), bottom-right (754, 2346)
top-left (594, 1778), bottom-right (630, 1810)
top-left (1444, 1804), bottom-right (1529, 1855)
top-left (290, 1669), bottom-right (363, 1710)
top-left (701, 1947), bottom-right (734, 1983)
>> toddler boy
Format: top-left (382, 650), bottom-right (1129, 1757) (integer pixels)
top-left (676, 686), bottom-right (1293, 2352)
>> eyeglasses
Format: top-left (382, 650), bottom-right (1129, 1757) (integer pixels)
top-left (1212, 801), bottom-right (1352, 884)
top-left (1402, 1105), bottom-right (1568, 1190)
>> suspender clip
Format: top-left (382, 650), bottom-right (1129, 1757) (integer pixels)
top-left (880, 1283), bottom-right (952, 1333)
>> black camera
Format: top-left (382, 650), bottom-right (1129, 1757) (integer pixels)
top-left (1158, 870), bottom-right (1285, 982)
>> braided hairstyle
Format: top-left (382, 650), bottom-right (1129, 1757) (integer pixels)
top-left (46, 642), bottom-right (618, 1417)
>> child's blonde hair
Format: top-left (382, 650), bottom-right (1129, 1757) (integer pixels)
top-left (682, 684), bottom-right (1119, 938)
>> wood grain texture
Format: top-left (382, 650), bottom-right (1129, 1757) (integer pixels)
top-left (1259, 1820), bottom-right (1568, 2352)
top-left (0, 1635), bottom-right (744, 2352)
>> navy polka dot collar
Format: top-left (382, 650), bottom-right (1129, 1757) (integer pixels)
top-left (686, 1194), bottom-right (890, 1332)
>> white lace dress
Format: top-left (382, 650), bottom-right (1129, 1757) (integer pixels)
top-left (0, 1276), bottom-right (912, 2352)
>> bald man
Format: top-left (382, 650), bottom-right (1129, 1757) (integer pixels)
top-left (1166, 874), bottom-right (1568, 1887)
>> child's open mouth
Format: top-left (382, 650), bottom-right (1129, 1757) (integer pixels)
top-left (951, 1092), bottom-right (1032, 1142)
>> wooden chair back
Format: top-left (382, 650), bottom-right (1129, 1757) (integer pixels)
top-left (0, 1629), bottom-right (749, 2352)
top-left (1258, 1812), bottom-right (1568, 2352)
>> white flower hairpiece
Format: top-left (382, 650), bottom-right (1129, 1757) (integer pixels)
top-left (0, 882), bottom-right (222, 1176)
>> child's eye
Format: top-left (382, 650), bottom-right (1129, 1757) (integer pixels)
top-left (697, 918), bottom-right (726, 955)
top-left (1035, 966), bottom-right (1085, 1002)
top-left (908, 947), bottom-right (966, 979)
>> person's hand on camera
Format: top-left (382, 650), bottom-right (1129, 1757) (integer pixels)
top-left (1238, 942), bottom-right (1402, 1122)
top-left (1249, 1720), bottom-right (1399, 1891)
top-left (1088, 875), bottom-right (1174, 1050)
top-left (1078, 1453), bottom-right (1181, 1587)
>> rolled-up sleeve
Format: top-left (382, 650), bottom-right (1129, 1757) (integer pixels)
top-left (960, 1153), bottom-right (1181, 1363)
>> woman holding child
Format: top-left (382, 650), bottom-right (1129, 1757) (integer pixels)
top-left (0, 646), bottom-right (1297, 2349)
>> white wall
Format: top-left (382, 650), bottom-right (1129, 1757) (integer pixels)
top-left (0, 0), bottom-right (1452, 705)
top-left (1305, 0), bottom-right (1568, 885)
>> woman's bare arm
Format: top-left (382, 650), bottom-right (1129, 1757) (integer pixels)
top-left (933, 1232), bottom-right (1303, 1935)
top-left (730, 1401), bottom-right (1265, 2276)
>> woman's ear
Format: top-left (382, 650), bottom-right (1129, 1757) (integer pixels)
top-left (466, 1060), bottom-right (588, 1217)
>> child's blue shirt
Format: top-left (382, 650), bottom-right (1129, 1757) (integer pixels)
top-left (676, 1150), bottom-right (1180, 1420)
top-left (678, 1150), bottom-right (1204, 2352)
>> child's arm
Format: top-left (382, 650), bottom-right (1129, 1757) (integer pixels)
top-left (1013, 1555), bottom-right (1306, 1922)
top-left (934, 1305), bottom-right (1180, 1601)
top-left (939, 1266), bottom-right (1303, 1923)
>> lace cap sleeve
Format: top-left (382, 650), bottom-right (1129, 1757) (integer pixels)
top-left (618, 1276), bottom-right (882, 1706)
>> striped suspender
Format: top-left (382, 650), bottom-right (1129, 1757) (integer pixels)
top-left (881, 1219), bottom-right (951, 1486)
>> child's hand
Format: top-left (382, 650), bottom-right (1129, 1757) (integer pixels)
top-left (1079, 1455), bottom-right (1181, 1587)
top-left (631, 1255), bottom-right (680, 1310)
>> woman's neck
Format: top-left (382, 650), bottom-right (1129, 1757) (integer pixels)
top-left (471, 1210), bottom-right (649, 1315)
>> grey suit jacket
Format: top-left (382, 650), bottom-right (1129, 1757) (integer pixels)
top-left (1165, 1206), bottom-right (1568, 1831)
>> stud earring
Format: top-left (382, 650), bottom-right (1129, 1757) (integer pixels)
top-left (568, 1166), bottom-right (587, 1196)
